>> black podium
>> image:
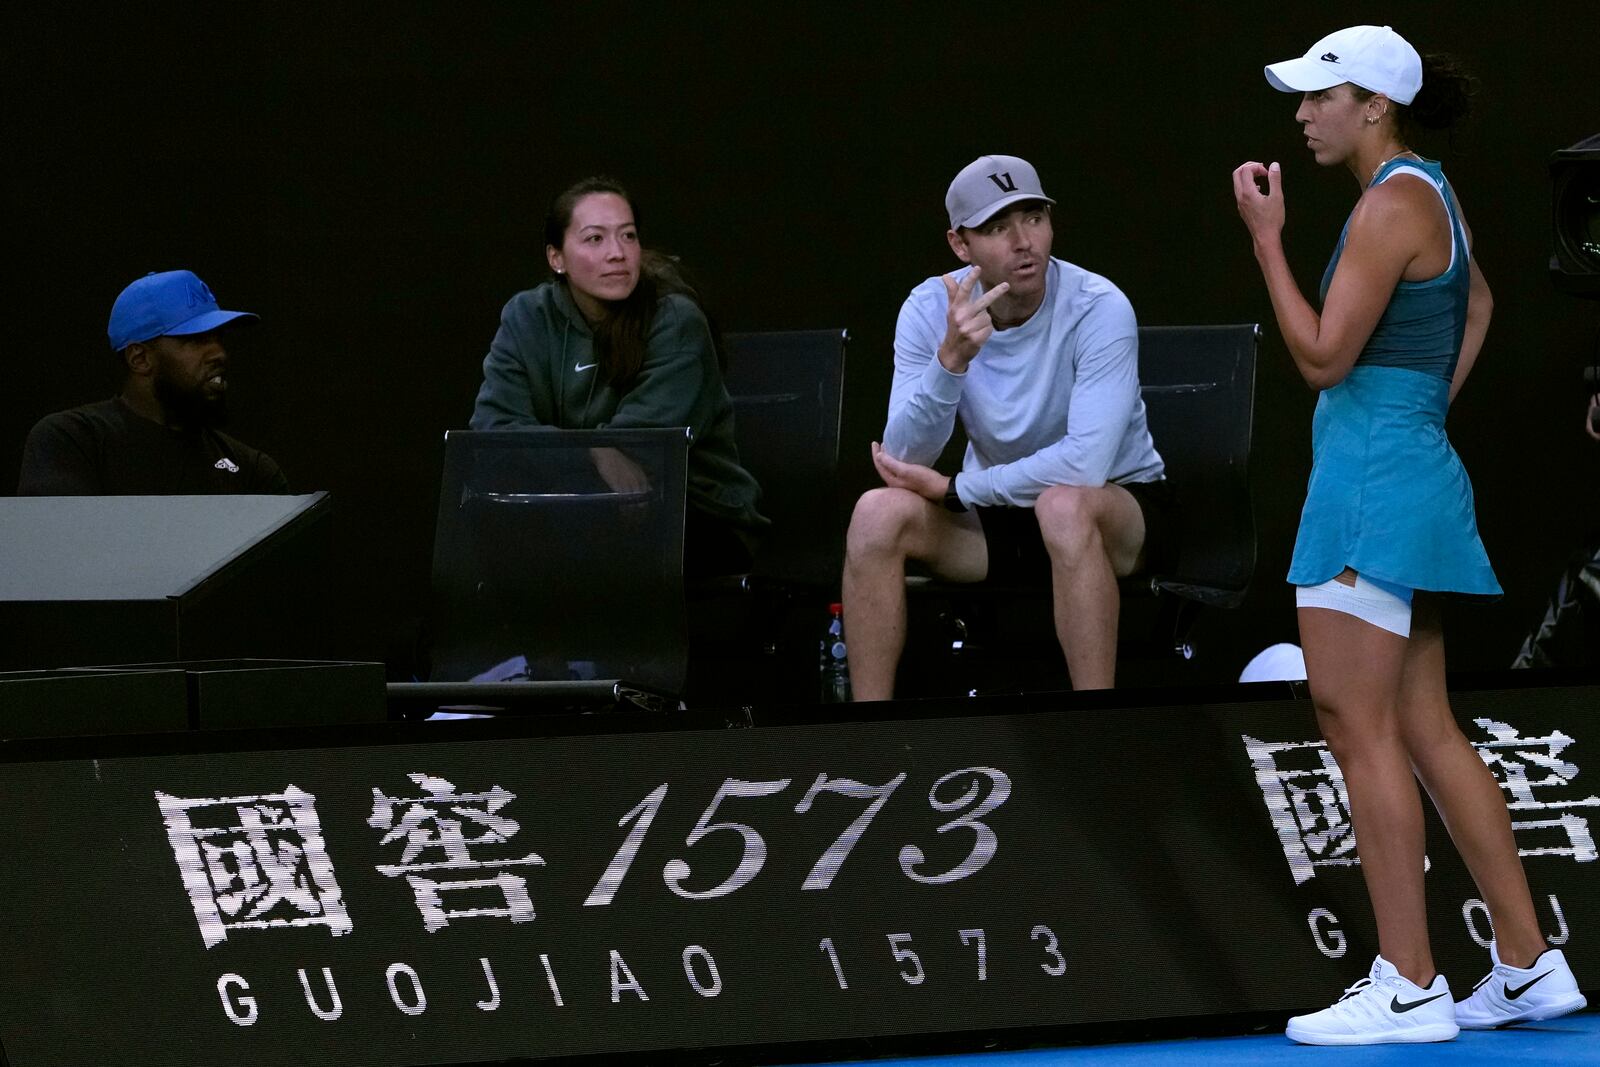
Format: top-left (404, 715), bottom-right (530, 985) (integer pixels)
top-left (0, 493), bottom-right (336, 671)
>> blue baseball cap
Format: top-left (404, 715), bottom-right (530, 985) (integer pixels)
top-left (107, 270), bottom-right (258, 351)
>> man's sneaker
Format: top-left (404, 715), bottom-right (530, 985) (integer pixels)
top-left (1286, 955), bottom-right (1459, 1045)
top-left (1455, 942), bottom-right (1587, 1029)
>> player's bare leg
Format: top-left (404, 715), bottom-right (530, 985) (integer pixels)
top-left (1400, 593), bottom-right (1546, 966)
top-left (1298, 595), bottom-right (1430, 983)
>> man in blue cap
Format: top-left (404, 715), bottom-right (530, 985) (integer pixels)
top-left (17, 270), bottom-right (289, 494)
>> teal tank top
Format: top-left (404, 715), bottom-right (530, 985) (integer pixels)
top-left (1318, 157), bottom-right (1470, 381)
top-left (1289, 156), bottom-right (1500, 597)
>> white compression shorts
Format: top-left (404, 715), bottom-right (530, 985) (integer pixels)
top-left (1295, 572), bottom-right (1414, 638)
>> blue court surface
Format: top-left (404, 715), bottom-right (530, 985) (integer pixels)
top-left (793, 1011), bottom-right (1599, 1066)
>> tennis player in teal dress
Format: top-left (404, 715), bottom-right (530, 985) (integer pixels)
top-left (1233, 24), bottom-right (1585, 1047)
top-left (1290, 153), bottom-right (1500, 601)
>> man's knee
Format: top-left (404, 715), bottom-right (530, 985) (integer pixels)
top-left (846, 487), bottom-right (928, 562)
top-left (1035, 485), bottom-right (1105, 559)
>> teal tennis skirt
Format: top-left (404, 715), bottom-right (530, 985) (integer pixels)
top-left (1288, 364), bottom-right (1500, 597)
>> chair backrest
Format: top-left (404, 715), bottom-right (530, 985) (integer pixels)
top-left (1136, 324), bottom-right (1259, 607)
top-left (723, 329), bottom-right (848, 587)
top-left (428, 428), bottom-right (690, 694)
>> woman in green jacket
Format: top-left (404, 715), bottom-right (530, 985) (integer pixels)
top-left (471, 177), bottom-right (765, 577)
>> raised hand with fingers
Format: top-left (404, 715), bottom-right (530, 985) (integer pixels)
top-left (1232, 160), bottom-right (1285, 243)
top-left (938, 266), bottom-right (1011, 373)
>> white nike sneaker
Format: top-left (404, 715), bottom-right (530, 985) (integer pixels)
top-left (1455, 942), bottom-right (1587, 1029)
top-left (1286, 955), bottom-right (1460, 1045)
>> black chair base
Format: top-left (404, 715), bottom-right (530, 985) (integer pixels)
top-left (900, 577), bottom-right (1207, 697)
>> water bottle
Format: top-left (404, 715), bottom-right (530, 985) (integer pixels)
top-left (819, 602), bottom-right (852, 702)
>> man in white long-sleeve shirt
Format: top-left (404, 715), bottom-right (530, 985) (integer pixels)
top-left (843, 154), bottom-right (1170, 696)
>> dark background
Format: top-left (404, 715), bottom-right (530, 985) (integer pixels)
top-left (5, 4), bottom-right (1597, 681)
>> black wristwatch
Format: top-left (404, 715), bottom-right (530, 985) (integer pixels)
top-left (942, 479), bottom-right (968, 512)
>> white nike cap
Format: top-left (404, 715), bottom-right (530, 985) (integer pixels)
top-left (1264, 25), bottom-right (1422, 106)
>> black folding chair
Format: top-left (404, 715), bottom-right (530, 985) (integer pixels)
top-left (724, 328), bottom-right (849, 588)
top-left (683, 330), bottom-right (848, 705)
top-left (1135, 323), bottom-right (1260, 615)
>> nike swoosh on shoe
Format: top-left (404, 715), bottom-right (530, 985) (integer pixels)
top-left (1504, 971), bottom-right (1554, 999)
top-left (1390, 992), bottom-right (1449, 1013)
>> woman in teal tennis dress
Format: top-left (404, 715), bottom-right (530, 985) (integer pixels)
top-left (1233, 25), bottom-right (1585, 1047)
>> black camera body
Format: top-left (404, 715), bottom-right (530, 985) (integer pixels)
top-left (1550, 133), bottom-right (1600, 299)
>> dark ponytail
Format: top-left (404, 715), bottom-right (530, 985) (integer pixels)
top-left (544, 176), bottom-right (710, 390)
top-left (1397, 53), bottom-right (1475, 136)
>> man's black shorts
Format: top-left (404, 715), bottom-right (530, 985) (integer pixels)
top-left (975, 480), bottom-right (1178, 586)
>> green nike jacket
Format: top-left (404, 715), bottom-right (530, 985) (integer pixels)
top-left (469, 279), bottom-right (766, 532)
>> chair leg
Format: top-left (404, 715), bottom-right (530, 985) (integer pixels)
top-left (1161, 596), bottom-right (1202, 661)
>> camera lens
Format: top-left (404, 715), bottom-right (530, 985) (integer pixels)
top-left (1556, 167), bottom-right (1600, 271)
